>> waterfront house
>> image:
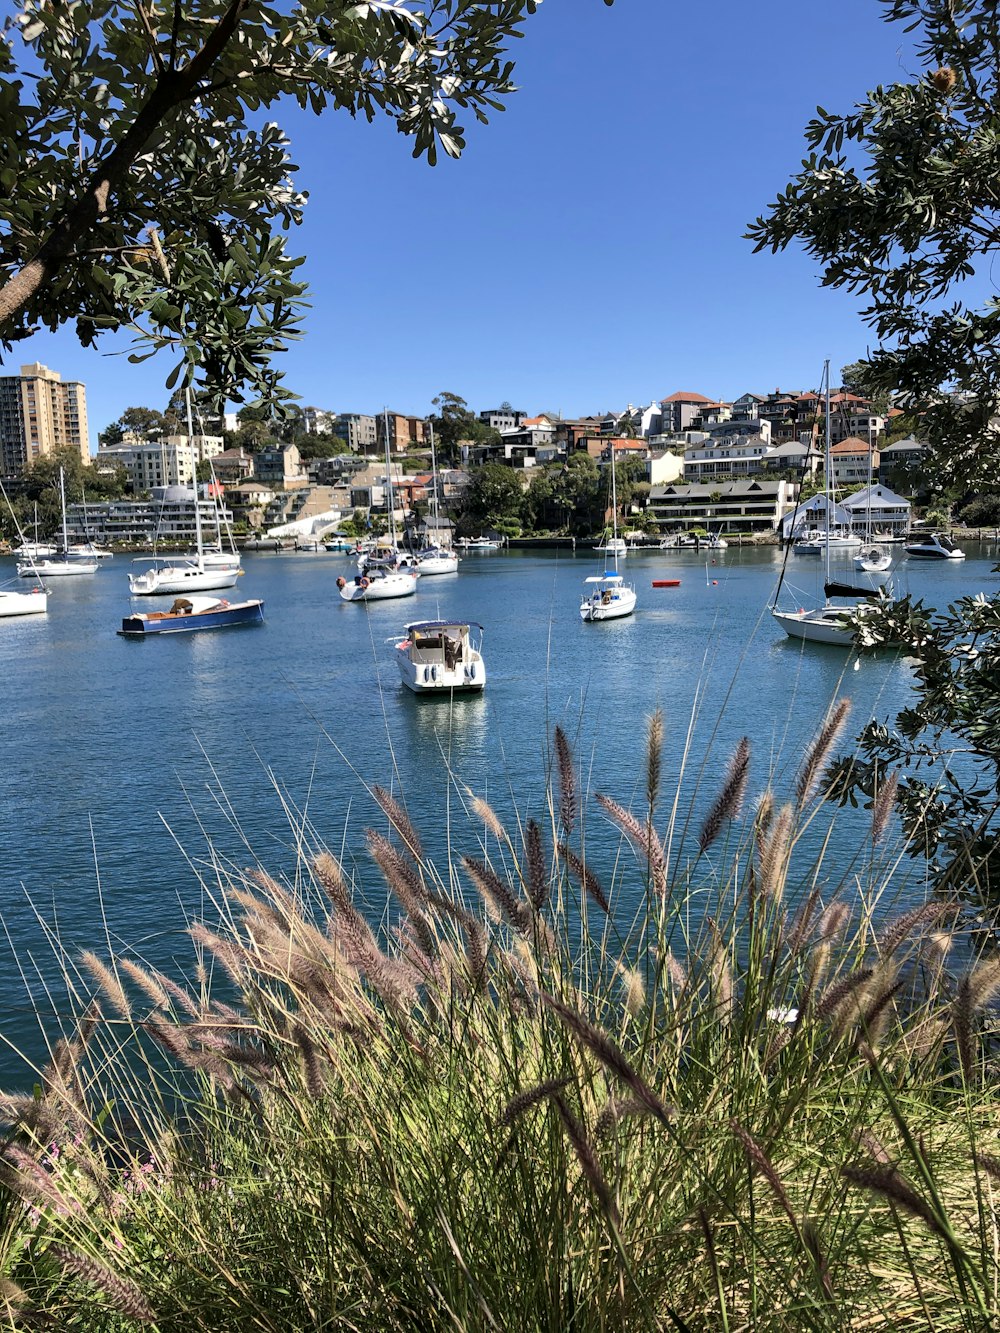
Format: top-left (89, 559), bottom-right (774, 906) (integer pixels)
top-left (841, 484), bottom-right (911, 536)
top-left (778, 493), bottom-right (854, 542)
top-left (877, 435), bottom-right (929, 494)
top-left (648, 478), bottom-right (799, 535)
top-left (682, 419), bottom-right (773, 481)
top-left (253, 442), bottom-right (308, 489)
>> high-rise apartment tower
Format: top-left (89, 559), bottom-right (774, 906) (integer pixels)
top-left (0, 362), bottom-right (90, 473)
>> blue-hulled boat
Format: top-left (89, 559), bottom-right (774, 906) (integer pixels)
top-left (118, 594), bottom-right (264, 636)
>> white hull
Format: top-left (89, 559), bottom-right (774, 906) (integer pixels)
top-left (772, 606), bottom-right (856, 646)
top-left (417, 551), bottom-right (459, 575)
top-left (173, 549), bottom-right (242, 570)
top-left (0, 588), bottom-right (47, 617)
top-left (15, 543), bottom-right (57, 559)
top-left (128, 562), bottom-right (241, 595)
top-left (395, 621), bottom-right (485, 693)
top-left (581, 582), bottom-right (637, 622)
top-left (793, 533), bottom-right (862, 554)
top-left (63, 544), bottom-right (114, 560)
top-left (18, 558), bottom-right (97, 577)
top-left (338, 571), bottom-right (417, 602)
top-left (854, 544), bottom-right (892, 574)
top-left (905, 533), bottom-right (965, 559)
top-left (595, 539), bottom-right (628, 558)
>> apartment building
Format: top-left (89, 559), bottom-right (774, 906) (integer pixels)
top-left (335, 413), bottom-right (378, 453)
top-left (96, 432), bottom-right (224, 490)
top-left (0, 362), bottom-right (89, 472)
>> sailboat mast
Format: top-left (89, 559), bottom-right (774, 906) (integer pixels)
top-left (60, 467), bottom-right (68, 554)
top-left (384, 408), bottom-right (396, 547)
top-left (610, 441), bottom-right (620, 571)
top-left (823, 359), bottom-right (832, 587)
top-left (186, 387), bottom-right (204, 560)
top-left (429, 422), bottom-right (439, 532)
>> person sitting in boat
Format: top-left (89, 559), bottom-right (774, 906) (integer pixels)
top-left (170, 598), bottom-right (194, 615)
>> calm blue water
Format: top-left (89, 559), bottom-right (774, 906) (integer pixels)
top-left (1, 540), bottom-right (996, 1081)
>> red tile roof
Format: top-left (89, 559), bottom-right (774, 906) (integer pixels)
top-left (830, 437), bottom-right (874, 453)
top-left (660, 391), bottom-right (712, 404)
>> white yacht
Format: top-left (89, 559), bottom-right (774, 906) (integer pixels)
top-left (394, 621), bottom-right (485, 693)
top-left (905, 531), bottom-right (965, 559)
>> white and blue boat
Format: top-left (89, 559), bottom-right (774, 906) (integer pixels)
top-left (119, 593), bottom-right (264, 636)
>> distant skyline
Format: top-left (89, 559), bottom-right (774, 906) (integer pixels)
top-left (3, 0), bottom-right (917, 447)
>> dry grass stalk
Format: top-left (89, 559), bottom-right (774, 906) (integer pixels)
top-left (557, 843), bottom-right (609, 915)
top-left (366, 829), bottom-right (436, 959)
top-left (80, 951), bottom-right (131, 1021)
top-left (817, 901), bottom-right (849, 942)
top-left (594, 1096), bottom-right (648, 1138)
top-left (871, 769), bottom-right (899, 844)
top-left (540, 993), bottom-right (673, 1126)
top-left (49, 1244), bottom-right (156, 1324)
top-left (524, 819), bottom-right (549, 911)
top-left (595, 794), bottom-right (667, 897)
top-left (877, 902), bottom-right (953, 957)
top-left (953, 955), bottom-right (1000, 1081)
top-left (754, 789), bottom-right (775, 845)
top-left (731, 1119), bottom-right (800, 1234)
top-left (699, 736), bottom-right (750, 853)
top-left (463, 855), bottom-right (530, 932)
top-left (796, 699), bottom-right (852, 807)
top-left (840, 1163), bottom-right (947, 1239)
top-left (500, 1077), bottom-right (574, 1126)
top-left (614, 961), bottom-right (646, 1017)
top-left (817, 968), bottom-right (875, 1022)
top-left (117, 958), bottom-right (170, 1011)
top-left (313, 851), bottom-right (352, 914)
top-left (664, 950), bottom-right (688, 993)
top-left (646, 707), bottom-right (664, 812)
top-left (2, 1145), bottom-right (82, 1216)
top-left (372, 784), bottom-right (423, 860)
top-left (292, 1023), bottom-right (325, 1098)
top-left (708, 920), bottom-right (734, 1025)
top-left (758, 803), bottom-right (794, 907)
top-left (553, 726), bottom-right (577, 834)
top-left (784, 887), bottom-right (822, 960)
top-left (467, 790), bottom-right (507, 842)
top-left (553, 1094), bottom-right (621, 1229)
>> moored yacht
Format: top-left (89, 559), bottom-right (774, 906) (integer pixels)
top-left (904, 531), bottom-right (965, 559)
top-left (394, 620), bottom-right (485, 693)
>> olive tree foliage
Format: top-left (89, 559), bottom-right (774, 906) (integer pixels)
top-left (0, 0), bottom-right (547, 409)
top-left (747, 0), bottom-right (1000, 490)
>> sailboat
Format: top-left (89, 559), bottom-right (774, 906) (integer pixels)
top-left (853, 439), bottom-right (892, 577)
top-left (127, 402), bottom-right (242, 595)
top-left (580, 443), bottom-right (636, 622)
top-left (119, 390), bottom-right (264, 635)
top-left (0, 481), bottom-right (48, 617)
top-left (14, 503), bottom-right (57, 560)
top-left (17, 469), bottom-right (98, 578)
top-left (772, 362), bottom-right (881, 646)
top-left (416, 424), bottom-right (459, 575)
top-left (339, 411), bottom-right (418, 602)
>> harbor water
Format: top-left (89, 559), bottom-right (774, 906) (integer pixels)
top-left (0, 539), bottom-right (996, 1082)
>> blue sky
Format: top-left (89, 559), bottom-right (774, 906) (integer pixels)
top-left (6, 0), bottom-right (914, 445)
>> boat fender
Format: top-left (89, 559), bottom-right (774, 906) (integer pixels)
top-left (218, 600), bottom-right (229, 608)
top-left (359, 576), bottom-right (369, 590)
top-left (422, 666), bottom-right (429, 683)
top-left (431, 666), bottom-right (438, 681)
top-left (469, 664), bottom-right (476, 681)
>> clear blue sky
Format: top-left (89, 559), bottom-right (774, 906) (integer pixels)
top-left (5, 0), bottom-right (914, 446)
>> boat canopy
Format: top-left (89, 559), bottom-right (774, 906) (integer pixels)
top-left (403, 620), bottom-right (483, 633)
top-left (584, 573), bottom-right (623, 584)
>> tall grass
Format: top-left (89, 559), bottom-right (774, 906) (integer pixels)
top-left (0, 714), bottom-right (996, 1330)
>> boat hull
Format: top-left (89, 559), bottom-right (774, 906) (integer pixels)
top-left (581, 587), bottom-right (637, 622)
top-left (772, 607), bottom-right (856, 646)
top-left (338, 573), bottom-right (417, 601)
top-left (118, 597), bottom-right (264, 635)
top-left (0, 589), bottom-right (47, 617)
top-left (416, 553), bottom-right (459, 575)
top-left (17, 559), bottom-right (97, 577)
top-left (128, 563), bottom-right (242, 595)
top-left (394, 621), bottom-right (485, 692)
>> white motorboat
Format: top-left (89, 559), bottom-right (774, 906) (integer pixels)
top-left (63, 541), bottom-right (114, 560)
top-left (15, 542), bottom-right (57, 560)
top-left (905, 531), bottom-right (966, 559)
top-left (771, 605), bottom-right (860, 646)
top-left (337, 568), bottom-right (418, 602)
top-left (676, 531), bottom-right (729, 550)
top-left (455, 536), bottom-right (502, 551)
top-left (394, 620), bottom-right (485, 693)
top-left (17, 470), bottom-right (98, 578)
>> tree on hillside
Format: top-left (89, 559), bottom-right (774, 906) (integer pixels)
top-left (458, 462), bottom-right (524, 536)
top-left (427, 392), bottom-right (500, 464)
top-left (749, 0), bottom-right (1000, 489)
top-left (0, 1), bottom-right (551, 409)
top-left (99, 406), bottom-right (169, 446)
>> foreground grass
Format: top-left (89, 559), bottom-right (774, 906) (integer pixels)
top-left (0, 710), bottom-right (997, 1331)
